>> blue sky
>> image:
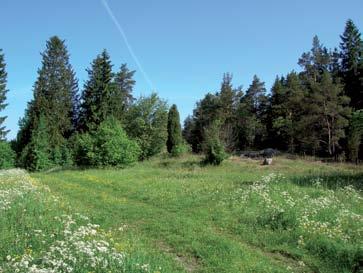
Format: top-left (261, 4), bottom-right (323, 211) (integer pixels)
top-left (1, 0), bottom-right (362, 140)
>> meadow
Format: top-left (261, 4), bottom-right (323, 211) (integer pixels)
top-left (1, 155), bottom-right (362, 273)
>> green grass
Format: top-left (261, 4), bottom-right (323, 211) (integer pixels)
top-left (1, 155), bottom-right (362, 272)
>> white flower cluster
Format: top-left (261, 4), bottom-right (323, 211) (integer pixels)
top-left (0, 170), bottom-right (138, 273)
top-left (2, 213), bottom-right (125, 273)
top-left (227, 173), bottom-right (363, 244)
top-left (0, 169), bottom-right (37, 211)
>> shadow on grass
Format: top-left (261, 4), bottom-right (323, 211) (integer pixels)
top-left (292, 172), bottom-right (363, 190)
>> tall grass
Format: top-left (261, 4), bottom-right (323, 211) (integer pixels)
top-left (0, 169), bottom-right (169, 273)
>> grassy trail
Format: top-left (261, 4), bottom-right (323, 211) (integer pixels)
top-left (33, 155), bottom-right (363, 273)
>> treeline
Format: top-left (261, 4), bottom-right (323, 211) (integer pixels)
top-left (0, 19), bottom-right (362, 170)
top-left (0, 37), bottom-right (186, 170)
top-left (183, 19), bottom-right (363, 162)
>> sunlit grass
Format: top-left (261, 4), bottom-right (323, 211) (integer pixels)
top-left (1, 155), bottom-right (362, 272)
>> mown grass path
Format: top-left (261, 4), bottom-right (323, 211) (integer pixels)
top-left (33, 156), bottom-right (363, 273)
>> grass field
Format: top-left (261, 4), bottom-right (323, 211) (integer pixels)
top-left (1, 155), bottom-right (362, 273)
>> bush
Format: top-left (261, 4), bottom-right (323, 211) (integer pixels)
top-left (50, 144), bottom-right (74, 167)
top-left (0, 141), bottom-right (15, 169)
top-left (202, 121), bottom-right (227, 165)
top-left (75, 117), bottom-right (140, 167)
top-left (171, 143), bottom-right (189, 157)
top-left (19, 116), bottom-right (53, 171)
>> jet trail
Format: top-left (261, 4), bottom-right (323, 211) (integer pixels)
top-left (100, 0), bottom-right (155, 90)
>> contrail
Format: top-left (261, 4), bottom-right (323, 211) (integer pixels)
top-left (100, 0), bottom-right (155, 91)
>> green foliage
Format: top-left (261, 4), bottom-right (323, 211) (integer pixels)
top-left (19, 116), bottom-right (52, 171)
top-left (203, 120), bottom-right (227, 165)
top-left (340, 19), bottom-right (363, 110)
top-left (171, 143), bottom-right (190, 157)
top-left (75, 117), bottom-right (140, 166)
top-left (299, 72), bottom-right (351, 155)
top-left (0, 49), bottom-right (9, 140)
top-left (126, 93), bottom-right (168, 160)
top-left (347, 110), bottom-right (363, 162)
top-left (237, 75), bottom-right (268, 149)
top-left (0, 141), bottom-right (15, 169)
top-left (79, 50), bottom-right (113, 132)
top-left (50, 144), bottom-right (74, 167)
top-left (167, 104), bottom-right (183, 156)
top-left (109, 64), bottom-right (136, 122)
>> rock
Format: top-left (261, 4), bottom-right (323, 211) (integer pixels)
top-left (263, 158), bottom-right (273, 165)
top-left (261, 148), bottom-right (277, 158)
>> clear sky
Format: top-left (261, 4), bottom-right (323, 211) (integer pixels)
top-left (1, 0), bottom-right (362, 140)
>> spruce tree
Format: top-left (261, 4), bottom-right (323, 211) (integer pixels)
top-left (347, 110), bottom-right (363, 162)
top-left (17, 36), bottom-right (78, 152)
top-left (167, 104), bottom-right (182, 156)
top-left (237, 75), bottom-right (268, 149)
top-left (340, 19), bottom-right (363, 109)
top-left (0, 49), bottom-right (9, 140)
top-left (109, 64), bottom-right (135, 122)
top-left (79, 50), bottom-right (113, 132)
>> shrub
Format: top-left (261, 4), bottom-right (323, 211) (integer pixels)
top-left (75, 117), bottom-right (140, 167)
top-left (202, 121), bottom-right (227, 165)
top-left (19, 116), bottom-right (53, 171)
top-left (171, 143), bottom-right (189, 157)
top-left (0, 141), bottom-right (15, 169)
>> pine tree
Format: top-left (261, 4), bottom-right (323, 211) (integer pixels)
top-left (79, 50), bottom-right (113, 132)
top-left (340, 19), bottom-right (363, 109)
top-left (270, 72), bottom-right (305, 152)
top-left (299, 72), bottom-right (351, 156)
top-left (0, 49), bottom-right (9, 140)
top-left (167, 104), bottom-right (182, 155)
top-left (219, 73), bottom-right (240, 151)
top-left (298, 36), bottom-right (330, 83)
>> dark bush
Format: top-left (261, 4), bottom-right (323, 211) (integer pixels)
top-left (0, 141), bottom-right (15, 169)
top-left (203, 121), bottom-right (227, 165)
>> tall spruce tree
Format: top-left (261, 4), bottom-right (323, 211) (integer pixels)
top-left (16, 36), bottom-right (78, 164)
top-left (79, 50), bottom-right (113, 132)
top-left (340, 19), bottom-right (363, 109)
top-left (167, 104), bottom-right (183, 155)
top-left (0, 49), bottom-right (9, 140)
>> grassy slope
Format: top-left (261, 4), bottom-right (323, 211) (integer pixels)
top-left (33, 155), bottom-right (363, 273)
